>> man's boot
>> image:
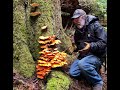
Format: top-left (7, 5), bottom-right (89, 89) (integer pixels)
top-left (92, 84), bottom-right (103, 90)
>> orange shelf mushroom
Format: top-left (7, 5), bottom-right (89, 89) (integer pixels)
top-left (30, 3), bottom-right (39, 7)
top-left (39, 36), bottom-right (49, 40)
top-left (36, 35), bottom-right (68, 79)
top-left (36, 65), bottom-right (51, 79)
top-left (30, 12), bottom-right (41, 16)
top-left (41, 26), bottom-right (47, 30)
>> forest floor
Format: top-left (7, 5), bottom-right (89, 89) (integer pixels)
top-left (13, 63), bottom-right (107, 90)
top-left (13, 27), bottom-right (107, 90)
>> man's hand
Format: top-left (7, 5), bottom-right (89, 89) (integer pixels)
top-left (73, 48), bottom-right (78, 52)
top-left (78, 42), bottom-right (90, 55)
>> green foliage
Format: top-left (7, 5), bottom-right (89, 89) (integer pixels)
top-left (61, 11), bottom-right (70, 16)
top-left (78, 0), bottom-right (97, 13)
top-left (78, 0), bottom-right (107, 19)
top-left (94, 0), bottom-right (107, 18)
top-left (46, 71), bottom-right (71, 90)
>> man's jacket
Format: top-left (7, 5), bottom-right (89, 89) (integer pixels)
top-left (74, 15), bottom-right (107, 63)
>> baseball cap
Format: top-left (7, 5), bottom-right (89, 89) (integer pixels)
top-left (71, 9), bottom-right (86, 19)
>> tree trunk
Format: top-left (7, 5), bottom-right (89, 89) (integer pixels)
top-left (13, 0), bottom-right (73, 89)
top-left (13, 0), bottom-right (35, 78)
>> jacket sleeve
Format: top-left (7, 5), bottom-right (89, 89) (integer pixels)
top-left (90, 21), bottom-right (107, 53)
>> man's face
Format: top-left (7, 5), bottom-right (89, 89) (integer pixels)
top-left (73, 16), bottom-right (85, 29)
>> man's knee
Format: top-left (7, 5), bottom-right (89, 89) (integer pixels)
top-left (69, 68), bottom-right (80, 77)
top-left (78, 60), bottom-right (86, 70)
top-left (69, 70), bottom-right (75, 76)
top-left (69, 59), bottom-right (80, 77)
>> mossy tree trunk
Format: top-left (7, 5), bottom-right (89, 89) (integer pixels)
top-left (13, 0), bottom-right (73, 89)
top-left (13, 0), bottom-right (35, 78)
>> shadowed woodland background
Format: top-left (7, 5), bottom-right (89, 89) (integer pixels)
top-left (13, 0), bottom-right (107, 90)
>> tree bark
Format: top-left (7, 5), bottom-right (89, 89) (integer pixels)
top-left (13, 0), bottom-right (35, 78)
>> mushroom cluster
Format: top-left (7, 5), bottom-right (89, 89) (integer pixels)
top-left (36, 35), bottom-right (67, 79)
top-left (30, 2), bottom-right (41, 17)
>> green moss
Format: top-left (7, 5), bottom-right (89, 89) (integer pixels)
top-left (61, 11), bottom-right (70, 16)
top-left (13, 0), bottom-right (28, 43)
top-left (31, 0), bottom-right (54, 36)
top-left (46, 71), bottom-right (71, 90)
top-left (13, 29), bottom-right (35, 78)
top-left (58, 30), bottom-right (74, 54)
top-left (13, 0), bottom-right (35, 78)
top-left (23, 0), bottom-right (56, 60)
